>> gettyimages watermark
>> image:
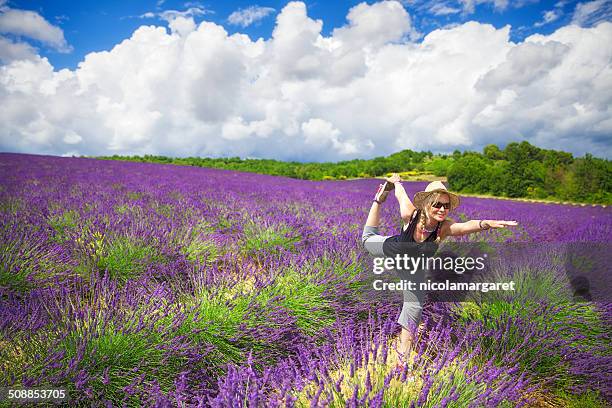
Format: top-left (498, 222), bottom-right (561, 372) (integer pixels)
top-left (372, 253), bottom-right (487, 274)
top-left (371, 251), bottom-right (516, 294)
top-left (362, 242), bottom-right (610, 303)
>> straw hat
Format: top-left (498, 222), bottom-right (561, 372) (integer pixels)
top-left (413, 181), bottom-right (460, 210)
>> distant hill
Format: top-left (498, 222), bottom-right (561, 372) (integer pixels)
top-left (94, 141), bottom-right (611, 205)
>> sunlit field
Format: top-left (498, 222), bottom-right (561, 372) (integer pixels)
top-left (1, 153), bottom-right (610, 407)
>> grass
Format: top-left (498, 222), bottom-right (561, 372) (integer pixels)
top-left (172, 292), bottom-right (252, 373)
top-left (19, 318), bottom-right (184, 405)
top-left (293, 354), bottom-right (420, 407)
top-left (271, 256), bottom-right (370, 337)
top-left (152, 201), bottom-right (174, 218)
top-left (153, 256), bottom-right (362, 380)
top-left (168, 191), bottom-right (184, 201)
top-left (61, 327), bottom-right (175, 402)
top-left (0, 256), bottom-right (32, 293)
top-left (257, 264), bottom-right (337, 337)
top-left (114, 203), bottom-right (142, 216)
top-left (183, 223), bottom-right (219, 263)
top-left (242, 220), bottom-right (301, 259)
top-left (96, 236), bottom-right (164, 282)
top-left (126, 191), bottom-right (143, 201)
top-left (0, 227), bottom-right (51, 293)
top-left (158, 283), bottom-right (285, 380)
top-left (554, 389), bottom-right (608, 408)
top-left (0, 197), bottom-right (24, 215)
top-left (183, 237), bottom-right (219, 264)
top-left (291, 337), bottom-right (521, 407)
top-left (172, 220), bottom-right (221, 265)
top-left (74, 233), bottom-right (166, 283)
top-left (48, 209), bottom-right (79, 243)
top-left (453, 263), bottom-right (610, 400)
top-left (0, 330), bottom-right (52, 398)
top-left (3, 286), bottom-right (187, 405)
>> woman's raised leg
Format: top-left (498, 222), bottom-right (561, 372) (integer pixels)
top-left (365, 200), bottom-right (383, 227)
top-left (362, 184), bottom-right (392, 256)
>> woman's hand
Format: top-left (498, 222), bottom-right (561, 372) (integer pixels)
top-left (386, 173), bottom-right (402, 184)
top-left (482, 220), bottom-right (518, 229)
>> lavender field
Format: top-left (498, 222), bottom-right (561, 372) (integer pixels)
top-left (1, 153), bottom-right (610, 407)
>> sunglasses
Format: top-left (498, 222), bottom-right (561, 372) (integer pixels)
top-left (431, 201), bottom-right (451, 209)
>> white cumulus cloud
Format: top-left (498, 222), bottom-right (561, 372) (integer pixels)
top-left (0, 8), bottom-right (71, 52)
top-left (0, 36), bottom-right (37, 63)
top-left (458, 0), bottom-right (508, 14)
top-left (572, 0), bottom-right (612, 27)
top-left (228, 5), bottom-right (276, 28)
top-left (429, 3), bottom-right (462, 15)
top-left (535, 9), bottom-right (562, 27)
top-left (0, 1), bottom-right (611, 160)
top-left (140, 5), bottom-right (211, 25)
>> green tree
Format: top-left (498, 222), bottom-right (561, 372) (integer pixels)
top-left (483, 144), bottom-right (505, 160)
top-left (447, 156), bottom-right (490, 193)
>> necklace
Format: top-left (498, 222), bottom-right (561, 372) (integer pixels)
top-left (421, 224), bottom-right (436, 233)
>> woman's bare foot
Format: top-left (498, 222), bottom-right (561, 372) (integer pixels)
top-left (374, 183), bottom-right (390, 203)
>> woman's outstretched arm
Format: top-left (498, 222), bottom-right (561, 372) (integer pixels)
top-left (440, 219), bottom-right (518, 237)
top-left (386, 173), bottom-right (416, 223)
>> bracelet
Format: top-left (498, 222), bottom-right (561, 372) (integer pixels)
top-left (479, 220), bottom-right (490, 230)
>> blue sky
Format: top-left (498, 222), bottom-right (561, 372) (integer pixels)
top-left (5, 0), bottom-right (588, 70)
top-left (0, 0), bottom-right (610, 160)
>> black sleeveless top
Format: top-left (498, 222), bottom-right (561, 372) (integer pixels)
top-left (388, 209), bottom-right (440, 243)
top-left (382, 210), bottom-right (440, 257)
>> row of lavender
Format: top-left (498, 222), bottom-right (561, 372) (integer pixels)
top-left (0, 153), bottom-right (610, 406)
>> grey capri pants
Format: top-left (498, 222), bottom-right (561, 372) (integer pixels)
top-left (362, 225), bottom-right (425, 330)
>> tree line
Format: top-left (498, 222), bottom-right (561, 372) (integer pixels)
top-left (94, 141), bottom-right (611, 205)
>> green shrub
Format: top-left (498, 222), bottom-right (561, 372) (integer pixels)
top-left (242, 221), bottom-right (301, 258)
top-left (48, 210), bottom-right (79, 243)
top-left (101, 237), bottom-right (161, 281)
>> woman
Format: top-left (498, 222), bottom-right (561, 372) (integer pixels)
top-left (362, 174), bottom-right (518, 369)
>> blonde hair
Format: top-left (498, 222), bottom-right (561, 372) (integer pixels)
top-left (419, 192), bottom-right (446, 243)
